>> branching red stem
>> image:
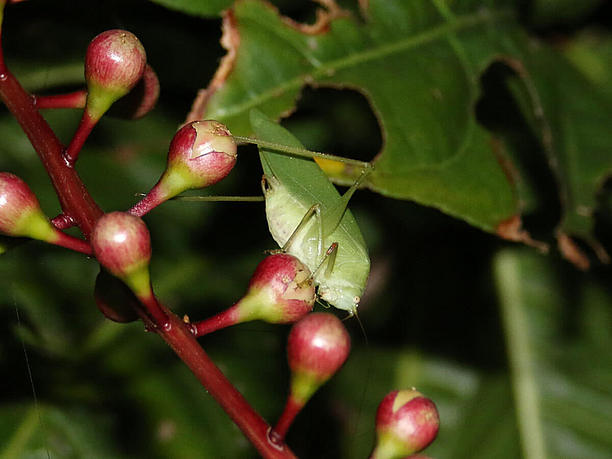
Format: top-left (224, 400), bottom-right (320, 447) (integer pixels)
top-left (154, 307), bottom-right (297, 458)
top-left (273, 394), bottom-right (303, 441)
top-left (52, 231), bottom-right (93, 255)
top-left (191, 302), bottom-right (242, 337)
top-left (34, 90), bottom-right (87, 110)
top-left (0, 55), bottom-right (103, 236)
top-left (0, 9), bottom-right (296, 457)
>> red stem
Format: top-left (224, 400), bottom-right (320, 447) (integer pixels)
top-left (136, 289), bottom-right (171, 331)
top-left (52, 230), bottom-right (92, 255)
top-left (151, 307), bottom-right (297, 458)
top-left (272, 394), bottom-right (304, 441)
top-left (33, 90), bottom-right (87, 110)
top-left (0, 52), bottom-right (103, 237)
top-left (128, 180), bottom-right (167, 217)
top-left (64, 110), bottom-right (97, 165)
top-left (0, 9), bottom-right (296, 457)
top-left (191, 303), bottom-right (242, 337)
top-left (51, 213), bottom-right (77, 230)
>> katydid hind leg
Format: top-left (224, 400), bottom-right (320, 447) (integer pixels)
top-left (281, 203), bottom-right (322, 255)
top-left (309, 242), bottom-right (338, 282)
top-left (321, 165), bottom-right (373, 237)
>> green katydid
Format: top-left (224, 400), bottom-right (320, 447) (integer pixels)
top-left (249, 110), bottom-right (370, 316)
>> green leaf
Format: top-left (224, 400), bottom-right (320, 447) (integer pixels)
top-left (198, 0), bottom-right (526, 235)
top-left (494, 249), bottom-right (612, 458)
top-left (146, 0), bottom-right (233, 17)
top-left (195, 0), bottom-right (612, 257)
top-left (0, 404), bottom-right (122, 459)
top-left (505, 40), bottom-right (612, 261)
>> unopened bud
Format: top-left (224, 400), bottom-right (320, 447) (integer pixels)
top-left (371, 389), bottom-right (440, 459)
top-left (91, 212), bottom-right (151, 297)
top-left (0, 172), bottom-right (57, 241)
top-left (287, 312), bottom-right (350, 403)
top-left (129, 120), bottom-right (237, 217)
top-left (271, 312), bottom-right (351, 441)
top-left (191, 253), bottom-right (315, 336)
top-left (85, 29), bottom-right (147, 119)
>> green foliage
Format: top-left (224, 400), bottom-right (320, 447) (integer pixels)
top-left (1, 0), bottom-right (611, 458)
top-left (147, 0), bottom-right (233, 17)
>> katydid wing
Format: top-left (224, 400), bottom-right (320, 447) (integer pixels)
top-left (250, 109), bottom-right (369, 314)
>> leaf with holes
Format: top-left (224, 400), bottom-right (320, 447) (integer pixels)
top-left (189, 0), bottom-right (612, 265)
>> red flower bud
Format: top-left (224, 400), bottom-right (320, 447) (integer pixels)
top-left (85, 29), bottom-right (147, 115)
top-left (0, 172), bottom-right (44, 237)
top-left (166, 120), bottom-right (237, 188)
top-left (371, 389), bottom-right (440, 459)
top-left (91, 212), bottom-right (151, 296)
top-left (246, 253), bottom-right (315, 322)
top-left (271, 312), bottom-right (351, 441)
top-left (287, 312), bottom-right (351, 388)
top-left (191, 253), bottom-right (315, 336)
top-left (129, 120), bottom-right (238, 217)
top-left (0, 173), bottom-right (92, 254)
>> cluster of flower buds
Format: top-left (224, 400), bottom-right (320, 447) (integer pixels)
top-left (2, 21), bottom-right (443, 457)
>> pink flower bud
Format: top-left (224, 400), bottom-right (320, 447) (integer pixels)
top-left (270, 312), bottom-right (351, 440)
top-left (191, 253), bottom-right (314, 336)
top-left (287, 312), bottom-right (350, 402)
top-left (85, 29), bottom-right (146, 101)
top-left (0, 172), bottom-right (43, 237)
top-left (0, 173), bottom-right (93, 254)
top-left (246, 253), bottom-right (315, 323)
top-left (372, 389), bottom-right (440, 459)
top-left (91, 212), bottom-right (151, 295)
top-left (129, 120), bottom-right (238, 217)
top-left (166, 120), bottom-right (237, 189)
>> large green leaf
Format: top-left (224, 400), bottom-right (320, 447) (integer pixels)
top-left (494, 249), bottom-right (612, 458)
top-left (197, 0), bottom-right (522, 235)
top-left (191, 0), bottom-right (612, 261)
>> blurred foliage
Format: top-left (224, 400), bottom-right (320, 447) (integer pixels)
top-left (0, 1), bottom-right (611, 458)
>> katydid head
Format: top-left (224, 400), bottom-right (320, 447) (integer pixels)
top-left (316, 276), bottom-right (362, 314)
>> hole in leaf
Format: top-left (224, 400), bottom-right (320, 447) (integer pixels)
top-left (476, 61), bottom-right (561, 242)
top-left (282, 86), bottom-right (383, 164)
top-left (267, 0), bottom-right (320, 25)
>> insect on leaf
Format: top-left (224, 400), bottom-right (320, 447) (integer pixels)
top-left (250, 109), bottom-right (370, 313)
